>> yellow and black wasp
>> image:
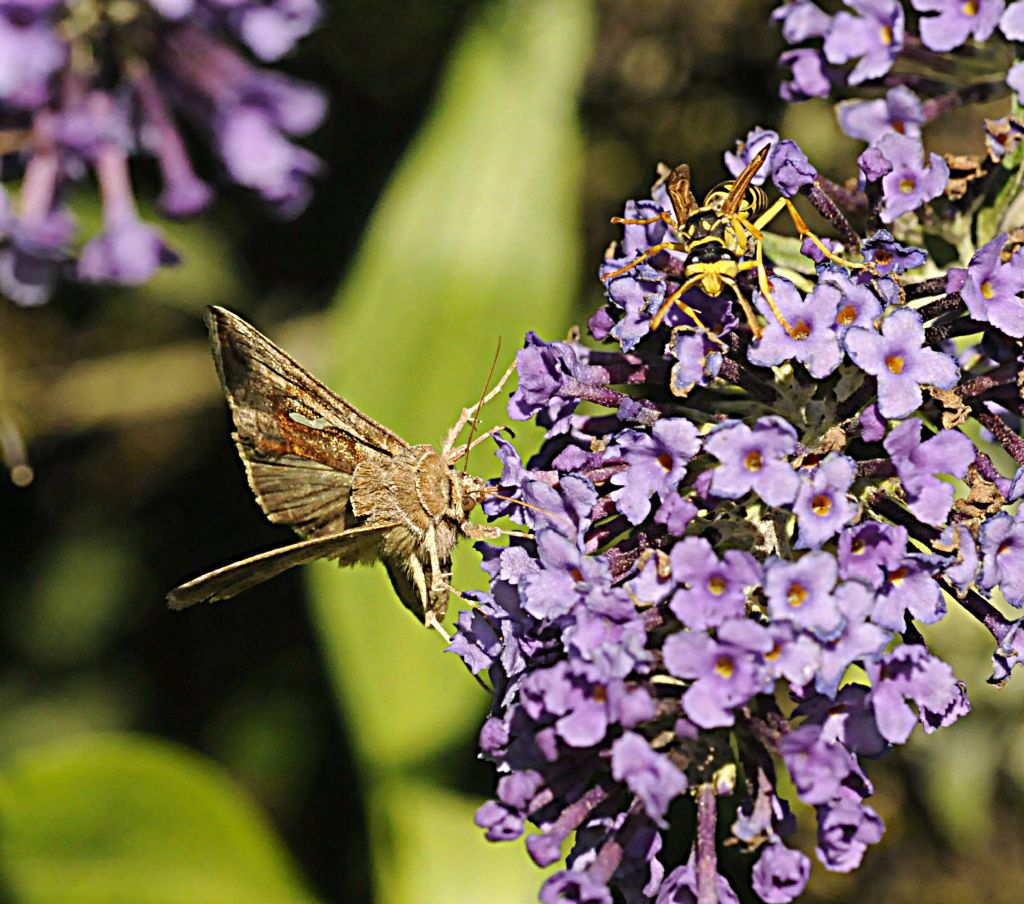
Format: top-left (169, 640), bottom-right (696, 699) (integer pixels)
top-left (602, 145), bottom-right (868, 341)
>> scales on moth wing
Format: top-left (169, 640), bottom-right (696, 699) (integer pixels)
top-left (167, 305), bottom-right (515, 635)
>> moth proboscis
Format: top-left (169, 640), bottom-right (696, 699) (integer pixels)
top-left (167, 305), bottom-right (514, 635)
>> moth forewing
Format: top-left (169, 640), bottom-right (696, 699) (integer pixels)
top-left (169, 306), bottom-right (514, 631)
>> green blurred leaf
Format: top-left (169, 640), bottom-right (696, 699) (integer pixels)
top-left (307, 2), bottom-right (593, 900)
top-left (0, 733), bottom-right (316, 904)
top-left (370, 780), bottom-right (551, 904)
top-left (309, 0), bottom-right (593, 765)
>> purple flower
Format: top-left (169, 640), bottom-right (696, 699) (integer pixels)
top-left (764, 552), bottom-right (843, 640)
top-left (540, 870), bottom-right (613, 904)
top-left (844, 308), bottom-right (960, 418)
top-left (939, 523), bottom-right (979, 593)
top-left (1002, 1), bottom-right (1024, 38)
top-left (838, 86), bottom-right (925, 143)
top-left (862, 133), bottom-right (950, 223)
top-left (871, 555), bottom-right (946, 630)
top-left (865, 644), bottom-right (961, 743)
top-left (792, 454), bottom-right (858, 549)
top-left (751, 840), bottom-right (812, 904)
top-left (610, 732), bottom-right (688, 826)
top-left (838, 521), bottom-right (908, 588)
top-left (979, 509), bottom-right (1024, 605)
top-left (608, 419), bottom-right (701, 525)
top-left (724, 127), bottom-right (778, 184)
top-left (236, 0), bottom-right (323, 62)
top-left (823, 0), bottom-right (905, 85)
top-left (861, 229), bottom-right (928, 275)
top-left (883, 419), bottom-right (975, 526)
top-left (657, 857), bottom-right (740, 904)
top-left (817, 582), bottom-right (892, 697)
top-left (0, 3), bottom-right (326, 297)
top-left (815, 788), bottom-right (884, 872)
top-left (779, 48), bottom-right (832, 101)
top-left (667, 329), bottom-right (723, 397)
top-left (703, 416), bottom-right (800, 506)
top-left (778, 724), bottom-right (860, 806)
top-left (667, 537), bottom-right (762, 630)
top-left (508, 332), bottom-right (585, 434)
top-left (0, 3), bottom-right (65, 109)
top-left (519, 529), bottom-right (614, 621)
top-left (663, 624), bottom-right (768, 728)
top-left (770, 139), bottom-right (817, 197)
top-left (748, 277), bottom-right (843, 378)
top-left (947, 234), bottom-right (1024, 338)
top-left (772, 1), bottom-right (832, 40)
top-left (911, 0), bottom-right (1005, 52)
top-left (818, 267), bottom-right (884, 335)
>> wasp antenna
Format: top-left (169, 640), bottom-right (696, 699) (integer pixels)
top-left (461, 337), bottom-right (503, 475)
top-left (723, 144), bottom-right (771, 215)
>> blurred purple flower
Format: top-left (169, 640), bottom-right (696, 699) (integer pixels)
top-left (823, 0), bottom-right (905, 85)
top-left (751, 840), bottom-right (812, 904)
top-left (911, 0), bottom-right (1005, 52)
top-left (838, 86), bottom-right (925, 143)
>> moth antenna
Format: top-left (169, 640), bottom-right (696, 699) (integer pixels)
top-left (461, 338), bottom-right (503, 475)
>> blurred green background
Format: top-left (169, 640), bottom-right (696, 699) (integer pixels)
top-left (0, 1), bottom-right (1022, 902)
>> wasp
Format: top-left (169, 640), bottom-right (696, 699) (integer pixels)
top-left (602, 145), bottom-right (867, 341)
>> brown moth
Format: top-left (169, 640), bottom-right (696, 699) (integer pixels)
top-left (167, 305), bottom-right (511, 632)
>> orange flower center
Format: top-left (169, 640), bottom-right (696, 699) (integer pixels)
top-left (880, 24), bottom-right (894, 45)
top-left (657, 452), bottom-right (673, 471)
top-left (791, 320), bottom-right (811, 340)
top-left (715, 655), bottom-right (735, 678)
top-left (889, 567), bottom-right (909, 586)
top-left (787, 582), bottom-right (808, 607)
top-left (962, 1), bottom-right (979, 15)
top-left (885, 354), bottom-right (905, 374)
top-left (708, 576), bottom-right (727, 596)
top-left (899, 177), bottom-right (916, 194)
top-left (837, 304), bottom-right (857, 326)
top-left (981, 280), bottom-right (995, 299)
top-left (851, 538), bottom-right (866, 555)
top-left (744, 450), bottom-right (763, 472)
top-left (811, 494), bottom-right (832, 517)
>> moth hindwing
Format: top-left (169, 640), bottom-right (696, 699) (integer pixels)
top-left (167, 305), bottom-right (512, 632)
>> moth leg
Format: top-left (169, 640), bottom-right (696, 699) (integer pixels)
top-left (425, 613), bottom-right (452, 644)
top-left (441, 362), bottom-right (517, 455)
top-left (448, 425), bottom-right (509, 463)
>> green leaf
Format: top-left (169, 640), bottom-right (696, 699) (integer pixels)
top-left (0, 733), bottom-right (316, 904)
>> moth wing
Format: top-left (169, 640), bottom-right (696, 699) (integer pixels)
top-left (205, 305), bottom-right (409, 537)
top-left (167, 524), bottom-right (393, 610)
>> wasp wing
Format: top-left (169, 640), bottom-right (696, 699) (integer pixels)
top-left (167, 524), bottom-right (393, 609)
top-left (665, 164), bottom-right (698, 225)
top-left (206, 306), bottom-right (410, 537)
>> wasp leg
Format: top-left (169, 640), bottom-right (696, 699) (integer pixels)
top-left (601, 241), bottom-right (688, 282)
top-left (739, 245), bottom-right (800, 339)
top-left (650, 273), bottom-right (728, 349)
top-left (753, 197), bottom-right (872, 274)
top-left (611, 211), bottom-right (676, 228)
top-left (719, 270), bottom-right (764, 340)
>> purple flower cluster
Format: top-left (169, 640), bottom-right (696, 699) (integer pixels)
top-left (0, 1), bottom-right (324, 304)
top-left (453, 75), bottom-right (1024, 898)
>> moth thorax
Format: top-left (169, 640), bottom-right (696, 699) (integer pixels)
top-left (414, 447), bottom-right (454, 518)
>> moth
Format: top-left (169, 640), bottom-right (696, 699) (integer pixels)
top-left (167, 306), bottom-right (511, 632)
